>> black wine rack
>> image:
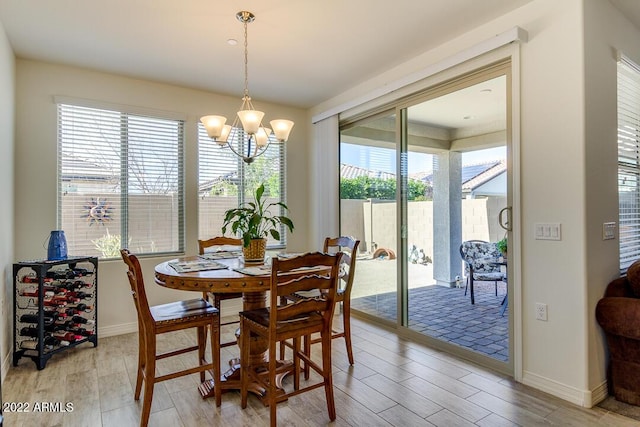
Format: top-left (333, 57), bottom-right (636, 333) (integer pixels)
top-left (13, 257), bottom-right (98, 370)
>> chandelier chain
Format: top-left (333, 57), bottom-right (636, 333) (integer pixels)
top-left (243, 18), bottom-right (249, 99)
top-left (199, 10), bottom-right (294, 163)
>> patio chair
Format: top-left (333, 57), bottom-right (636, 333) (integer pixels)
top-left (459, 240), bottom-right (506, 304)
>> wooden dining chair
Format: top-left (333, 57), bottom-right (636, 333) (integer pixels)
top-left (239, 251), bottom-right (343, 427)
top-left (120, 249), bottom-right (221, 427)
top-left (198, 236), bottom-right (243, 348)
top-left (280, 236), bottom-right (360, 376)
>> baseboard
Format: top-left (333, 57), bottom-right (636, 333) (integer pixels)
top-left (589, 380), bottom-right (609, 407)
top-left (98, 321), bottom-right (138, 338)
top-left (2, 350), bottom-right (10, 387)
top-left (522, 370), bottom-right (596, 407)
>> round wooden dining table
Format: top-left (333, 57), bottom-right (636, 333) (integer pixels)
top-left (154, 255), bottom-right (281, 400)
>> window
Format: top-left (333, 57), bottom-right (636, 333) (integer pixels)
top-left (57, 102), bottom-right (185, 259)
top-left (618, 57), bottom-right (640, 272)
top-left (197, 124), bottom-right (287, 247)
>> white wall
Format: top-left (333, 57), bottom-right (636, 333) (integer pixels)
top-left (0, 18), bottom-right (15, 381)
top-left (310, 0), bottom-right (636, 407)
top-left (583, 0), bottom-right (639, 398)
top-left (14, 60), bottom-right (309, 336)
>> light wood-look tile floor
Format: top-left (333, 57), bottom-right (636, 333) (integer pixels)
top-left (3, 315), bottom-right (639, 426)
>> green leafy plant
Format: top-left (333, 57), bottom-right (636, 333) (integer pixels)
top-left (496, 237), bottom-right (508, 255)
top-left (222, 183), bottom-right (294, 247)
top-left (92, 228), bottom-right (130, 258)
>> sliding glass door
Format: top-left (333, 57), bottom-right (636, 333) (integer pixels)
top-left (340, 112), bottom-right (398, 323)
top-left (340, 64), bottom-right (512, 365)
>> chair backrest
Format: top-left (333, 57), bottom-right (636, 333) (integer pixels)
top-left (323, 236), bottom-right (360, 297)
top-left (270, 252), bottom-right (343, 330)
top-left (120, 249), bottom-right (154, 334)
top-left (198, 236), bottom-right (243, 255)
top-left (459, 240), bottom-right (501, 273)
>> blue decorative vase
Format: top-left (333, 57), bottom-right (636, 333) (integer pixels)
top-left (47, 230), bottom-right (68, 261)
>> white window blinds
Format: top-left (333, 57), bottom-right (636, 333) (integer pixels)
top-left (57, 103), bottom-right (185, 258)
top-left (197, 124), bottom-right (287, 248)
top-left (618, 57), bottom-right (640, 272)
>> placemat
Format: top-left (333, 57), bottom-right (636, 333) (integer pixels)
top-left (199, 250), bottom-right (242, 260)
top-left (169, 259), bottom-right (228, 273)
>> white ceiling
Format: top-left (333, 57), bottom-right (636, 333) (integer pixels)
top-left (0, 0), bottom-right (539, 109)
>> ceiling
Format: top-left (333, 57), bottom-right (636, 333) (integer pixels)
top-left (0, 0), bottom-right (540, 109)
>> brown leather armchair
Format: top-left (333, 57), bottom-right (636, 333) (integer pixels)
top-left (596, 260), bottom-right (640, 406)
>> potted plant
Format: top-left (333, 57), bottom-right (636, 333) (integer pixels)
top-left (222, 183), bottom-right (294, 263)
top-left (496, 236), bottom-right (508, 257)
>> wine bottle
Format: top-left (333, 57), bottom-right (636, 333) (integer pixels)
top-left (43, 308), bottom-right (67, 319)
top-left (65, 291), bottom-right (92, 300)
top-left (72, 315), bottom-right (95, 325)
top-left (46, 269), bottom-right (76, 280)
top-left (52, 332), bottom-right (83, 342)
top-left (73, 267), bottom-right (92, 277)
top-left (19, 313), bottom-right (54, 326)
top-left (68, 327), bottom-right (94, 336)
top-left (43, 323), bottom-right (65, 333)
top-left (19, 327), bottom-right (40, 338)
top-left (43, 298), bottom-right (67, 308)
top-left (66, 303), bottom-right (93, 312)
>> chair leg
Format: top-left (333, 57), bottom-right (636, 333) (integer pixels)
top-left (342, 301), bottom-right (354, 365)
top-left (321, 331), bottom-right (336, 421)
top-left (495, 281), bottom-right (498, 296)
top-left (464, 276), bottom-right (469, 296)
top-left (134, 330), bottom-right (145, 400)
top-left (303, 334), bottom-right (311, 380)
top-left (269, 340), bottom-right (278, 427)
top-left (293, 337), bottom-right (300, 391)
top-left (140, 344), bottom-right (156, 427)
top-left (470, 277), bottom-right (475, 305)
top-left (240, 318), bottom-right (250, 409)
top-left (209, 320), bottom-right (222, 407)
top-left (278, 296), bottom-right (288, 360)
top-left (197, 326), bottom-right (206, 383)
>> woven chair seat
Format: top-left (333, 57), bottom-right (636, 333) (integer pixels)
top-left (240, 307), bottom-right (324, 334)
top-left (473, 272), bottom-right (505, 282)
top-left (151, 299), bottom-right (218, 324)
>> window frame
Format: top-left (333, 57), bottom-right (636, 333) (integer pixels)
top-left (618, 55), bottom-right (640, 273)
top-left (56, 98), bottom-right (186, 259)
top-left (197, 123), bottom-right (288, 249)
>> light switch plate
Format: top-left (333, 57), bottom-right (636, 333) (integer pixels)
top-left (535, 223), bottom-right (562, 240)
top-left (603, 222), bottom-right (617, 240)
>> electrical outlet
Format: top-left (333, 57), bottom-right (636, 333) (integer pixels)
top-left (535, 303), bottom-right (548, 321)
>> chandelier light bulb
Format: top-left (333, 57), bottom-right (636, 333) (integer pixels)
top-left (237, 109), bottom-right (264, 135)
top-left (256, 127), bottom-right (272, 146)
top-left (200, 115), bottom-right (227, 140)
top-left (218, 125), bottom-right (232, 145)
top-left (270, 119), bottom-right (295, 142)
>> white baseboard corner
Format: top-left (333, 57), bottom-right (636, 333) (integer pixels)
top-left (588, 380), bottom-right (609, 407)
top-left (522, 370), bottom-right (601, 407)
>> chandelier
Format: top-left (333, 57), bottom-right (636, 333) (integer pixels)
top-left (200, 11), bottom-right (294, 164)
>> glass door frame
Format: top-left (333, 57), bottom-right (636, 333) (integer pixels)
top-left (392, 61), bottom-right (514, 372)
top-left (339, 51), bottom-right (519, 376)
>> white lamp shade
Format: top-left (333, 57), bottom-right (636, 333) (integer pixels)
top-left (270, 119), bottom-right (294, 142)
top-left (218, 125), bottom-right (232, 145)
top-left (200, 115), bottom-right (227, 139)
top-left (237, 109), bottom-right (264, 135)
top-left (255, 127), bottom-right (272, 146)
